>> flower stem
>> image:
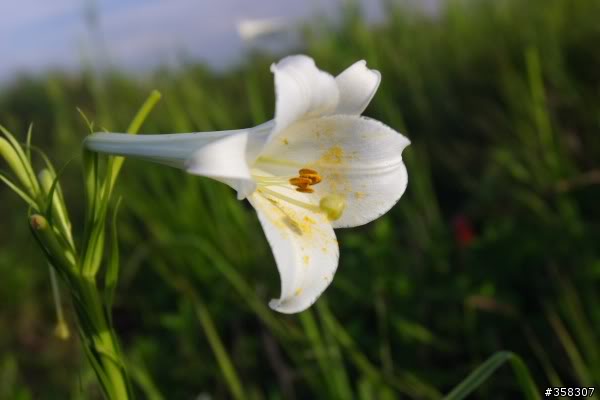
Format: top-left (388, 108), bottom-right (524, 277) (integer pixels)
top-left (8, 92), bottom-right (163, 399)
top-left (31, 214), bottom-right (131, 399)
top-left (79, 279), bottom-right (130, 399)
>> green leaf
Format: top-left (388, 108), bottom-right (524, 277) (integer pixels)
top-left (82, 148), bottom-right (99, 221)
top-left (153, 263), bottom-right (246, 400)
top-left (443, 351), bottom-right (541, 400)
top-left (546, 308), bottom-right (592, 386)
top-left (317, 300), bottom-right (441, 399)
top-left (0, 171), bottom-right (39, 210)
top-left (25, 123), bottom-right (33, 163)
top-left (125, 90), bottom-right (162, 135)
top-left (76, 107), bottom-right (95, 134)
top-left (81, 91), bottom-right (161, 278)
top-left (106, 90), bottom-right (162, 196)
top-left (40, 163), bottom-right (74, 250)
top-left (105, 197), bottom-right (123, 315)
top-left (192, 295), bottom-right (246, 400)
top-left (127, 361), bottom-right (164, 400)
top-left (299, 310), bottom-right (340, 399)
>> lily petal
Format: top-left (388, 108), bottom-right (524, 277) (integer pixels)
top-left (248, 190), bottom-right (339, 314)
top-left (84, 130), bottom-right (240, 169)
top-left (257, 115), bottom-right (410, 228)
top-left (186, 132), bottom-right (255, 199)
top-left (334, 60), bottom-right (381, 115)
top-left (271, 55), bottom-right (339, 140)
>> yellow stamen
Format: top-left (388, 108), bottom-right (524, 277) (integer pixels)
top-left (282, 168), bottom-right (323, 192)
top-left (258, 187), bottom-right (320, 212)
top-left (255, 168), bottom-right (346, 220)
top-left (254, 175), bottom-right (294, 183)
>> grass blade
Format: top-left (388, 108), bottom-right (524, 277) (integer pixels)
top-left (443, 351), bottom-right (540, 400)
top-left (0, 171), bottom-right (39, 210)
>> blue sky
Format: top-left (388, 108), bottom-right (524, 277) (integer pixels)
top-left (0, 0), bottom-right (392, 83)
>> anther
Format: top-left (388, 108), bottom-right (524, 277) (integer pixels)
top-left (289, 177), bottom-right (312, 188)
top-left (299, 168), bottom-right (318, 175)
top-left (296, 187), bottom-right (315, 193)
top-left (305, 174), bottom-right (322, 185)
top-left (299, 168), bottom-right (322, 185)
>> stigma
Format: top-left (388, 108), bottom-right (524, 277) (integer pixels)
top-left (319, 195), bottom-right (346, 221)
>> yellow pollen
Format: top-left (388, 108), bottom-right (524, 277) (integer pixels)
top-left (303, 216), bottom-right (315, 224)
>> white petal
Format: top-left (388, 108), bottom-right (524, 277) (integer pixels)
top-left (256, 115), bottom-right (410, 228)
top-left (271, 55), bottom-right (339, 139)
top-left (245, 120), bottom-right (275, 164)
top-left (186, 132), bottom-right (255, 199)
top-left (334, 60), bottom-right (381, 115)
top-left (248, 190), bottom-right (339, 314)
top-left (84, 130), bottom-right (241, 169)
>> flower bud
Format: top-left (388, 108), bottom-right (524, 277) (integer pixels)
top-left (0, 137), bottom-right (36, 195)
top-left (30, 214), bottom-right (48, 230)
top-left (29, 214), bottom-right (76, 273)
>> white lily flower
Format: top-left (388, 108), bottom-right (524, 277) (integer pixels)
top-left (85, 55), bottom-right (410, 313)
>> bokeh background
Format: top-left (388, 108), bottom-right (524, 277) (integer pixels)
top-left (1, 0), bottom-right (599, 398)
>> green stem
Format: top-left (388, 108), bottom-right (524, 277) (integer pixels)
top-left (77, 91), bottom-right (162, 398)
top-left (78, 278), bottom-right (130, 399)
top-left (25, 91), bottom-right (163, 399)
top-left (32, 214), bottom-right (131, 399)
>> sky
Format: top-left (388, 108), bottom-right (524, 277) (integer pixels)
top-left (0, 0), bottom-right (395, 83)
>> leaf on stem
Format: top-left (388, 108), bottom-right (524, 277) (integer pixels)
top-left (0, 171), bottom-right (39, 210)
top-left (105, 197), bottom-right (123, 315)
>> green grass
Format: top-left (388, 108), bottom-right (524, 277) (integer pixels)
top-left (0, 0), bottom-right (599, 398)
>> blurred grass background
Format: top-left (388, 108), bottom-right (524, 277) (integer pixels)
top-left (1, 0), bottom-right (599, 398)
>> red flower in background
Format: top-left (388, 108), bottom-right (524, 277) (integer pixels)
top-left (452, 214), bottom-right (475, 248)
